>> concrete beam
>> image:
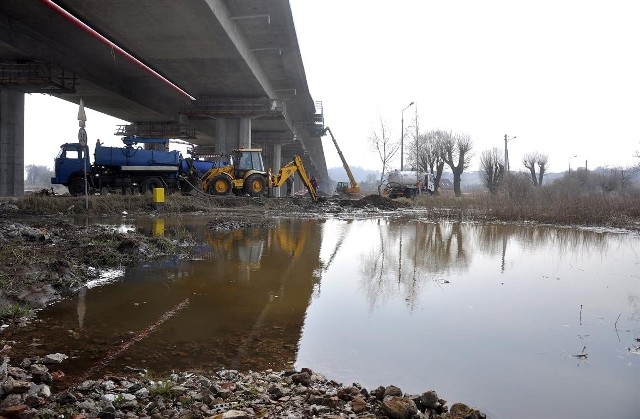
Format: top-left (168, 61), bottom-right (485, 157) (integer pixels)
top-left (205, 0), bottom-right (275, 98)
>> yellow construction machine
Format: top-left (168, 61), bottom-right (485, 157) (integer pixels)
top-left (200, 148), bottom-right (268, 197)
top-left (200, 148), bottom-right (317, 201)
top-left (321, 127), bottom-right (360, 196)
top-left (269, 155), bottom-right (318, 201)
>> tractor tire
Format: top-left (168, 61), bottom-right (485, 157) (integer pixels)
top-left (244, 174), bottom-right (266, 197)
top-left (208, 175), bottom-right (232, 195)
top-left (140, 177), bottom-right (164, 194)
top-left (68, 176), bottom-right (86, 196)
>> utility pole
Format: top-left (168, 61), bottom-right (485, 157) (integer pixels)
top-left (78, 99), bottom-right (88, 210)
top-left (400, 102), bottom-right (414, 170)
top-left (504, 134), bottom-right (516, 173)
top-left (504, 134), bottom-right (508, 173)
top-left (415, 105), bottom-right (419, 190)
top-left (568, 155), bottom-right (577, 173)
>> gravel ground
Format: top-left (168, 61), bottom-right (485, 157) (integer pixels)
top-left (0, 355), bottom-right (486, 418)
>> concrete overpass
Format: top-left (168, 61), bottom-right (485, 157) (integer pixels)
top-left (0, 0), bottom-right (329, 196)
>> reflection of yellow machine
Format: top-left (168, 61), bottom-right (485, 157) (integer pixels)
top-left (200, 149), bottom-right (268, 197)
top-left (269, 155), bottom-right (318, 201)
top-left (275, 223), bottom-right (307, 260)
top-left (205, 228), bottom-right (264, 270)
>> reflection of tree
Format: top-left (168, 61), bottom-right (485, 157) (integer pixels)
top-left (359, 221), bottom-right (632, 311)
top-left (360, 221), bottom-right (472, 310)
top-left (628, 295), bottom-right (640, 322)
top-left (360, 220), bottom-right (390, 309)
top-left (476, 224), bottom-right (614, 272)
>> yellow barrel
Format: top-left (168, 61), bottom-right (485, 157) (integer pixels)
top-left (152, 187), bottom-right (165, 203)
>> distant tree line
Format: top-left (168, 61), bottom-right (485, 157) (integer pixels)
top-left (25, 164), bottom-right (53, 186)
top-left (478, 146), bottom-right (639, 198)
top-left (367, 113), bottom-right (639, 199)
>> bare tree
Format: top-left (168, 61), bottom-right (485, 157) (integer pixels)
top-left (522, 152), bottom-right (549, 187)
top-left (25, 164), bottom-right (53, 186)
top-left (480, 147), bottom-right (504, 194)
top-left (537, 153), bottom-right (549, 186)
top-left (408, 123), bottom-right (450, 193)
top-left (523, 152), bottom-right (539, 186)
top-left (442, 132), bottom-right (473, 197)
top-left (423, 130), bottom-right (449, 193)
top-left (597, 166), bottom-right (636, 194)
top-left (369, 116), bottom-right (398, 195)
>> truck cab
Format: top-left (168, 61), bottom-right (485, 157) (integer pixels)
top-left (51, 143), bottom-right (91, 195)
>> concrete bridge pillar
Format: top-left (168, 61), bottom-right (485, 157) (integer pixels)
top-left (215, 117), bottom-right (252, 154)
top-left (269, 143), bottom-right (282, 197)
top-left (0, 89), bottom-right (24, 196)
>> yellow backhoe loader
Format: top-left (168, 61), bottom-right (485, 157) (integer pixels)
top-left (269, 155), bottom-right (318, 201)
top-left (200, 148), bottom-right (268, 197)
top-left (201, 149), bottom-right (317, 201)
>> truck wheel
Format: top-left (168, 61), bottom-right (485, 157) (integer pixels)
top-left (243, 174), bottom-right (265, 197)
top-left (68, 177), bottom-right (85, 196)
top-left (208, 175), bottom-right (231, 195)
top-left (140, 177), bottom-right (164, 194)
top-left (404, 189), bottom-right (415, 198)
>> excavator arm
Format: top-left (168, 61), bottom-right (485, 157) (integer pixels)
top-left (270, 155), bottom-right (318, 201)
top-left (322, 127), bottom-right (360, 195)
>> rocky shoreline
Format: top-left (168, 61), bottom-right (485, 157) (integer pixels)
top-left (0, 354), bottom-right (485, 419)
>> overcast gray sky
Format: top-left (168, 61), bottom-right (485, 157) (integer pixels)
top-left (290, 0), bottom-right (640, 172)
top-left (25, 0), bottom-right (640, 174)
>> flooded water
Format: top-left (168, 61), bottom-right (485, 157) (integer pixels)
top-left (6, 216), bottom-right (639, 419)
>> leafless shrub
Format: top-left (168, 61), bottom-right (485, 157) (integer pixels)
top-left (410, 168), bottom-right (640, 227)
top-left (479, 148), bottom-right (504, 194)
top-left (498, 172), bottom-right (534, 202)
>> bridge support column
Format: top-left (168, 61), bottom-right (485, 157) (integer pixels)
top-left (215, 117), bottom-right (252, 153)
top-left (0, 90), bottom-right (24, 196)
top-left (269, 143), bottom-right (282, 197)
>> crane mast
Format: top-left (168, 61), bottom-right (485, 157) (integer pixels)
top-left (322, 127), bottom-right (360, 195)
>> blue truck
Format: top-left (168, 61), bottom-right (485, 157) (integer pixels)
top-left (51, 137), bottom-right (222, 195)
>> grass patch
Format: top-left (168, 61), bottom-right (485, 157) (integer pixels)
top-left (15, 193), bottom-right (216, 215)
top-left (406, 186), bottom-right (640, 228)
top-left (0, 303), bottom-right (32, 319)
top-left (149, 381), bottom-right (180, 399)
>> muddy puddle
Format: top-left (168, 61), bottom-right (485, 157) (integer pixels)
top-left (6, 217), bottom-right (639, 418)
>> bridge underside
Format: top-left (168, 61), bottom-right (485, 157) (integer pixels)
top-left (0, 0), bottom-right (328, 196)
